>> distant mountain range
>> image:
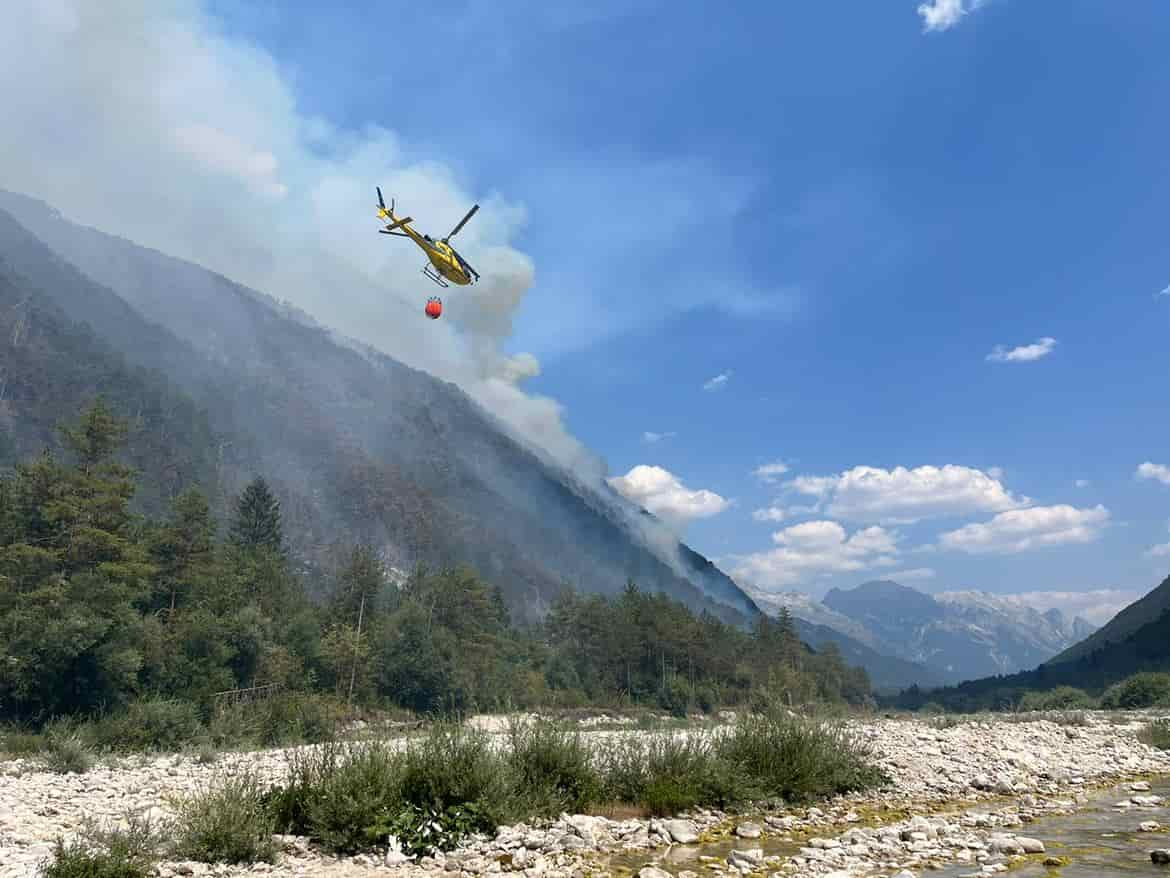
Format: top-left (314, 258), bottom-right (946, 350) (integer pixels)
top-left (747, 579), bottom-right (1096, 685)
top-left (745, 585), bottom-right (948, 693)
top-left (890, 572), bottom-right (1170, 711)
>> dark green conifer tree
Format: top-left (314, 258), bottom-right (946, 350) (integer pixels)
top-left (230, 476), bottom-right (283, 551)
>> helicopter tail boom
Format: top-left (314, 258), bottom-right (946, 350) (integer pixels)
top-left (382, 215), bottom-right (413, 232)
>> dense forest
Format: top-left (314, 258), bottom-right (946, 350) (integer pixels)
top-left (0, 401), bottom-right (872, 727)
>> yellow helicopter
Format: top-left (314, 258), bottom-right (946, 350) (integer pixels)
top-left (376, 187), bottom-right (480, 288)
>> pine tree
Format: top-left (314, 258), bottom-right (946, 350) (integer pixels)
top-left (328, 543), bottom-right (383, 624)
top-left (230, 476), bottom-right (283, 551)
top-left (151, 487), bottom-right (215, 613)
top-left (776, 605), bottom-right (802, 669)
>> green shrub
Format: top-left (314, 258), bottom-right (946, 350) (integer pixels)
top-left (1017, 687), bottom-right (1096, 712)
top-left (40, 723), bottom-right (93, 775)
top-left (205, 703), bottom-right (261, 749)
top-left (254, 693), bottom-right (343, 746)
top-left (289, 742), bottom-right (403, 855)
top-left (504, 718), bottom-right (602, 816)
top-left (1139, 719), bottom-right (1170, 751)
top-left (36, 812), bottom-right (166, 878)
top-left (396, 724), bottom-right (506, 826)
top-left (657, 680), bottom-right (691, 719)
top-left (169, 770), bottom-right (276, 864)
top-left (0, 724), bottom-right (42, 757)
top-left (90, 699), bottom-right (206, 753)
top-left (1101, 673), bottom-right (1170, 710)
top-left (695, 686), bottom-right (718, 715)
top-left (715, 709), bottom-right (887, 804)
top-left (36, 838), bottom-right (150, 878)
top-left (599, 733), bottom-right (740, 816)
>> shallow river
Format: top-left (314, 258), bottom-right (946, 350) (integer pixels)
top-left (931, 776), bottom-right (1170, 877)
top-left (604, 777), bottom-right (1170, 877)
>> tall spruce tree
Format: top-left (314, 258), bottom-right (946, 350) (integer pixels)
top-left (230, 476), bottom-right (283, 551)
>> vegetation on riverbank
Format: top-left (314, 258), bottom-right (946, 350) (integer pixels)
top-left (895, 671), bottom-right (1170, 715)
top-left (1, 402), bottom-right (874, 749)
top-left (33, 709), bottom-right (887, 875)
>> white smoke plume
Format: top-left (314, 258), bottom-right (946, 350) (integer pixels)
top-left (0, 0), bottom-right (599, 479)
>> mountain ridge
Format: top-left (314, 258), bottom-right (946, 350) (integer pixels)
top-left (1049, 573), bottom-right (1170, 666)
top-left (751, 579), bottom-right (1095, 684)
top-left (0, 192), bottom-right (758, 626)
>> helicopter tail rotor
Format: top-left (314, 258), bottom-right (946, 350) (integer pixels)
top-left (376, 186), bottom-right (396, 218)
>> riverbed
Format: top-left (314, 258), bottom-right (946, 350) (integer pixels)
top-left (3, 711), bottom-right (1170, 877)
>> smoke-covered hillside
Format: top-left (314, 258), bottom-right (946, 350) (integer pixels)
top-left (0, 192), bottom-right (759, 625)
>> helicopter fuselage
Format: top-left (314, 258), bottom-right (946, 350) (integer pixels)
top-left (389, 220), bottom-right (473, 286)
top-left (420, 238), bottom-right (472, 286)
top-left (377, 195), bottom-right (480, 288)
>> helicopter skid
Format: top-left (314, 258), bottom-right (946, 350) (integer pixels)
top-left (422, 263), bottom-right (449, 287)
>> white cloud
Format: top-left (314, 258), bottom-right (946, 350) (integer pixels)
top-left (939, 504), bottom-right (1110, 555)
top-left (918, 0), bottom-right (987, 32)
top-left (703, 371), bottom-right (732, 391)
top-left (0, 0), bottom-right (611, 483)
top-left (1158, 284), bottom-right (1169, 297)
top-left (889, 567), bottom-right (937, 581)
top-left (607, 465), bottom-right (730, 529)
top-left (642, 431), bottom-right (676, 444)
top-left (729, 520), bottom-right (899, 588)
top-left (752, 506), bottom-right (789, 523)
top-left (1145, 523), bottom-right (1170, 559)
top-left (1074, 479), bottom-right (1090, 488)
top-left (1137, 462), bottom-right (1170, 487)
top-left (753, 461), bottom-right (790, 483)
top-left (1006, 589), bottom-right (1143, 627)
top-left (789, 464), bottom-right (1027, 524)
top-left (986, 337), bottom-right (1057, 363)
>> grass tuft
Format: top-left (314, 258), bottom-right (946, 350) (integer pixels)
top-left (169, 769), bottom-right (277, 864)
top-left (1139, 719), bottom-right (1170, 751)
top-left (36, 812), bottom-right (167, 878)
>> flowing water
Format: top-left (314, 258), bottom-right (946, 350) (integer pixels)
top-left (931, 776), bottom-right (1170, 877)
top-left (601, 777), bottom-right (1170, 877)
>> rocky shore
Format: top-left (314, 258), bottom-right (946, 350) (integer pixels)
top-left (3, 711), bottom-right (1170, 878)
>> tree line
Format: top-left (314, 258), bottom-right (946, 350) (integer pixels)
top-left (0, 400), bottom-right (873, 726)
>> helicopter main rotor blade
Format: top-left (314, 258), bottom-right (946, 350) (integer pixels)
top-left (444, 204), bottom-right (479, 241)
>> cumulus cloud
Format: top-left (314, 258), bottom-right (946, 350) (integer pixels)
top-left (729, 520), bottom-right (899, 588)
top-left (939, 504), bottom-right (1110, 555)
top-left (918, 0), bottom-right (987, 32)
top-left (1145, 523), bottom-right (1170, 559)
top-left (753, 461), bottom-right (790, 484)
top-left (703, 371), bottom-right (732, 391)
top-left (1137, 462), bottom-right (1170, 487)
top-left (1006, 589), bottom-right (1142, 627)
top-left (1159, 284), bottom-right (1170, 297)
top-left (0, 0), bottom-right (607, 481)
top-left (986, 337), bottom-right (1057, 363)
top-left (607, 465), bottom-right (730, 529)
top-left (1074, 479), bottom-right (1090, 488)
top-left (788, 464), bottom-right (1027, 524)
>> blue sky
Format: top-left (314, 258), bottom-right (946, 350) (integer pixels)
top-left (12, 0), bottom-right (1167, 624)
top-left (198, 0), bottom-right (1170, 622)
